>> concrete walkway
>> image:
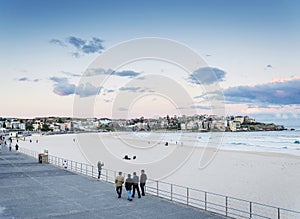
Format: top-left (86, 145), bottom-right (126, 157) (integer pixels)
top-left (0, 146), bottom-right (225, 219)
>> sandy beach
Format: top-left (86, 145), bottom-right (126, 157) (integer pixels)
top-left (17, 132), bottom-right (300, 211)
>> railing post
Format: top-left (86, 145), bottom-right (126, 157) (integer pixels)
top-left (205, 192), bottom-right (207, 211)
top-left (278, 208), bottom-right (280, 219)
top-left (250, 202), bottom-right (252, 218)
top-left (86, 165), bottom-right (87, 175)
top-left (187, 187), bottom-right (189, 206)
top-left (225, 196), bottom-right (228, 217)
top-left (156, 181), bottom-right (159, 197)
top-left (171, 184), bottom-right (173, 201)
top-left (81, 163), bottom-right (82, 173)
top-left (91, 166), bottom-right (94, 177)
top-left (106, 169), bottom-right (108, 182)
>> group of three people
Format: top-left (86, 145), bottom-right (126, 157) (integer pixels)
top-left (115, 170), bottom-right (147, 201)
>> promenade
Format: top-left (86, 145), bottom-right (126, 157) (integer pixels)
top-left (0, 146), bottom-right (224, 219)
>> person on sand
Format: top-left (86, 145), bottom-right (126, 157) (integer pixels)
top-left (140, 169), bottom-right (147, 196)
top-left (97, 161), bottom-right (104, 180)
top-left (125, 174), bottom-right (133, 201)
top-left (123, 155), bottom-right (131, 160)
top-left (15, 144), bottom-right (19, 151)
top-left (132, 172), bottom-right (141, 198)
top-left (115, 172), bottom-right (124, 198)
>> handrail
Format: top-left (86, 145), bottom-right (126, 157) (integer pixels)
top-left (18, 147), bottom-right (300, 219)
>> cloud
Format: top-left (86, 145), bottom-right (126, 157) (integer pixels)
top-left (18, 77), bottom-right (29, 82)
top-left (50, 77), bottom-right (68, 84)
top-left (85, 68), bottom-right (140, 78)
top-left (50, 77), bottom-right (76, 96)
top-left (224, 78), bottom-right (300, 105)
top-left (49, 39), bottom-right (66, 47)
top-left (67, 36), bottom-right (85, 49)
top-left (118, 86), bottom-right (152, 93)
top-left (113, 70), bottom-right (140, 77)
top-left (189, 67), bottom-right (226, 85)
top-left (76, 83), bottom-right (101, 97)
top-left (119, 87), bottom-right (142, 92)
top-left (50, 36), bottom-right (104, 57)
top-left (18, 77), bottom-right (40, 82)
top-left (50, 77), bottom-right (101, 97)
top-left (53, 82), bottom-right (76, 96)
top-left (67, 36), bottom-right (104, 54)
top-left (61, 71), bottom-right (81, 77)
top-left (85, 68), bottom-right (111, 76)
top-left (190, 105), bottom-right (212, 110)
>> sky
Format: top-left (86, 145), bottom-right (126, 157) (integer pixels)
top-left (0, 0), bottom-right (300, 127)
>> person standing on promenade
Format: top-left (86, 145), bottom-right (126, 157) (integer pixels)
top-left (97, 161), bottom-right (104, 180)
top-left (132, 172), bottom-right (141, 198)
top-left (140, 169), bottom-right (147, 196)
top-left (125, 174), bottom-right (133, 201)
top-left (63, 160), bottom-right (68, 169)
top-left (115, 171), bottom-right (124, 198)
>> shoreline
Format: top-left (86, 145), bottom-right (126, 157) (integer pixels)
top-left (16, 130), bottom-right (300, 158)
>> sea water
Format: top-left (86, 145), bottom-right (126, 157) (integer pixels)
top-left (117, 130), bottom-right (300, 156)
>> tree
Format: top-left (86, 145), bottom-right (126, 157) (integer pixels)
top-left (41, 123), bottom-right (51, 132)
top-left (26, 123), bottom-right (34, 131)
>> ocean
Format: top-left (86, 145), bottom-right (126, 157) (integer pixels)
top-left (116, 130), bottom-right (300, 156)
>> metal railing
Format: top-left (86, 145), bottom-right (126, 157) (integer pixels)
top-left (19, 147), bottom-right (300, 219)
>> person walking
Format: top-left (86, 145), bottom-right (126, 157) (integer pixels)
top-left (132, 172), bottom-right (141, 198)
top-left (140, 169), bottom-right (147, 196)
top-left (97, 161), bottom-right (104, 180)
top-left (115, 172), bottom-right (124, 198)
top-left (125, 174), bottom-right (133, 201)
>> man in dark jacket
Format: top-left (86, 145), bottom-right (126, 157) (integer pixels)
top-left (125, 174), bottom-right (133, 201)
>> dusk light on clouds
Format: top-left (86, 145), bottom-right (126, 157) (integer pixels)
top-left (0, 0), bottom-right (299, 127)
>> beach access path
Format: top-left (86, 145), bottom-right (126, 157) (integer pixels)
top-left (0, 147), bottom-right (224, 219)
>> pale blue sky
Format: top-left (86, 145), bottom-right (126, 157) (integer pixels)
top-left (0, 0), bottom-right (299, 127)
